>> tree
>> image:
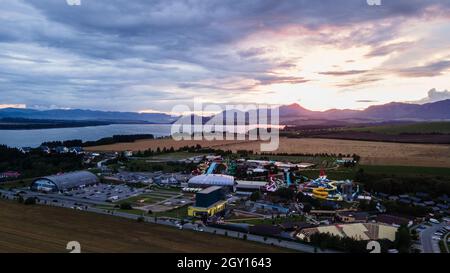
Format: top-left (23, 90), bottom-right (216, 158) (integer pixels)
top-left (303, 203), bottom-right (312, 214)
top-left (249, 191), bottom-right (261, 202)
top-left (24, 197), bottom-right (36, 205)
top-left (119, 202), bottom-right (133, 210)
top-left (274, 187), bottom-right (295, 200)
top-left (395, 225), bottom-right (412, 253)
top-left (17, 195), bottom-right (24, 204)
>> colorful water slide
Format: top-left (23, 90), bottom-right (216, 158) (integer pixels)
top-left (206, 162), bottom-right (217, 174)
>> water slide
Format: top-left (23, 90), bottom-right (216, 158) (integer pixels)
top-left (285, 171), bottom-right (292, 187)
top-left (206, 162), bottom-right (217, 175)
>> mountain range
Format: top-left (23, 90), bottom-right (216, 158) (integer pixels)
top-left (277, 99), bottom-right (450, 124)
top-left (1, 99), bottom-right (449, 125)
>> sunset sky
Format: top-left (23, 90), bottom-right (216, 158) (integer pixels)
top-left (1, 0), bottom-right (450, 112)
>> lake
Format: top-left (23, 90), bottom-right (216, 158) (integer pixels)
top-left (0, 123), bottom-right (283, 148)
top-left (0, 124), bottom-right (173, 148)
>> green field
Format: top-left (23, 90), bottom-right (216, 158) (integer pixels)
top-left (351, 122), bottom-right (450, 135)
top-left (0, 178), bottom-right (35, 190)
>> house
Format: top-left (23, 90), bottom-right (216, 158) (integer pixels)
top-left (399, 198), bottom-right (411, 204)
top-left (249, 224), bottom-right (282, 237)
top-left (431, 207), bottom-right (441, 212)
top-left (39, 145), bottom-right (51, 154)
top-left (438, 195), bottom-right (450, 203)
top-left (55, 146), bottom-right (69, 154)
top-left (69, 147), bottom-right (84, 154)
top-left (19, 147), bottom-right (32, 153)
top-left (279, 221), bottom-right (314, 232)
top-left (336, 157), bottom-right (355, 164)
top-left (409, 196), bottom-right (422, 203)
top-left (123, 150), bottom-right (133, 157)
top-left (388, 196), bottom-right (399, 201)
top-left (376, 214), bottom-right (413, 227)
top-left (416, 192), bottom-right (429, 198)
top-left (297, 223), bottom-right (398, 242)
top-left (336, 211), bottom-right (369, 223)
top-left (0, 171), bottom-right (21, 181)
top-left (377, 192), bottom-right (389, 198)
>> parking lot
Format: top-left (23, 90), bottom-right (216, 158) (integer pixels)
top-left (63, 183), bottom-right (148, 203)
top-left (418, 219), bottom-right (450, 253)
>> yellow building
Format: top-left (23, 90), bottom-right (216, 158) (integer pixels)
top-left (188, 200), bottom-right (227, 217)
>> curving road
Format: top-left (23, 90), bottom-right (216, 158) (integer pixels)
top-left (419, 222), bottom-right (448, 253)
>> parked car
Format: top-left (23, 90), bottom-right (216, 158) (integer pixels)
top-left (429, 218), bottom-right (440, 224)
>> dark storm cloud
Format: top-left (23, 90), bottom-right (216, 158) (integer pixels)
top-left (1, 0), bottom-right (449, 111)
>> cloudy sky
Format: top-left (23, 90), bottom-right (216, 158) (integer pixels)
top-left (1, 0), bottom-right (450, 113)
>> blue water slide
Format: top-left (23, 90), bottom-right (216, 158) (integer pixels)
top-left (206, 162), bottom-right (217, 174)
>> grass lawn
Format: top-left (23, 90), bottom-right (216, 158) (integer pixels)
top-left (154, 205), bottom-right (189, 218)
top-left (0, 177), bottom-right (35, 190)
top-left (118, 194), bottom-right (167, 205)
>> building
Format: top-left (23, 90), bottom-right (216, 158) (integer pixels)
top-left (279, 221), bottom-right (314, 232)
top-left (376, 214), bottom-right (413, 227)
top-left (0, 171), bottom-right (21, 181)
top-left (188, 174), bottom-right (235, 190)
top-left (250, 201), bottom-right (290, 214)
top-left (31, 171), bottom-right (99, 192)
top-left (39, 145), bottom-right (51, 154)
top-left (235, 180), bottom-right (267, 195)
top-left (297, 223), bottom-right (398, 242)
top-left (19, 147), bottom-right (32, 153)
top-left (69, 147), bottom-right (84, 154)
top-left (336, 211), bottom-right (369, 223)
top-left (249, 224), bottom-right (282, 237)
top-left (188, 186), bottom-right (227, 218)
top-left (55, 146), bottom-right (69, 154)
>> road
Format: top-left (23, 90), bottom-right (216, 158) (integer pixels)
top-left (419, 222), bottom-right (448, 253)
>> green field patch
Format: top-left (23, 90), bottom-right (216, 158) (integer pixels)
top-left (154, 205), bottom-right (189, 219)
top-left (119, 194), bottom-right (167, 205)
